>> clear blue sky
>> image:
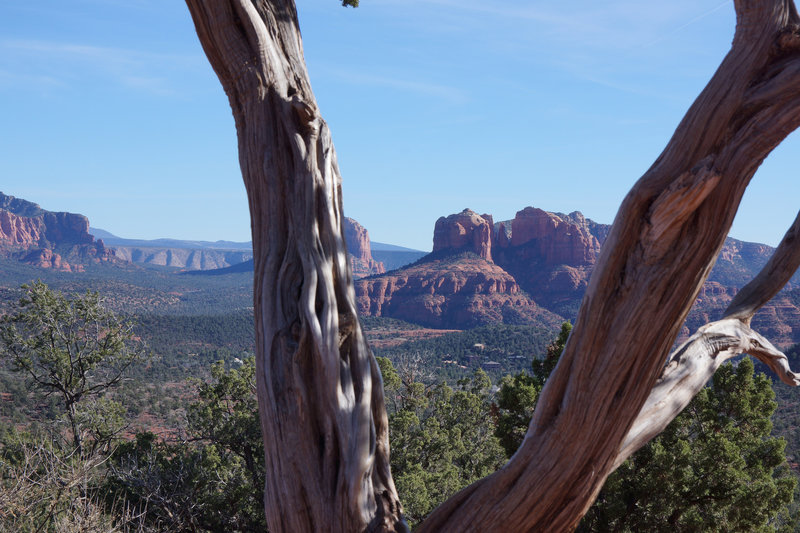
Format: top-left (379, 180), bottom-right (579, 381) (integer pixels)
top-left (1, 1), bottom-right (798, 251)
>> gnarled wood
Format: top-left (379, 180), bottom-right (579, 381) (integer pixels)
top-left (614, 209), bottom-right (800, 468)
top-left (418, 1), bottom-right (800, 531)
top-left (187, 0), bottom-right (800, 531)
top-left (615, 319), bottom-right (800, 470)
top-left (185, 1), bottom-right (405, 532)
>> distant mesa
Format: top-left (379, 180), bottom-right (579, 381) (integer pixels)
top-left (0, 192), bottom-right (114, 272)
top-left (112, 246), bottom-right (252, 271)
top-left (424, 206), bottom-right (605, 319)
top-left (90, 227), bottom-right (253, 271)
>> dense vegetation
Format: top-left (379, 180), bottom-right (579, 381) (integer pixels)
top-left (1, 282), bottom-right (799, 531)
top-left (374, 323), bottom-right (556, 381)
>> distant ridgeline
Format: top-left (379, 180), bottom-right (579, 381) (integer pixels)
top-left (1, 191), bottom-right (797, 347)
top-left (0, 191), bottom-right (421, 274)
top-left (185, 217), bottom-right (426, 276)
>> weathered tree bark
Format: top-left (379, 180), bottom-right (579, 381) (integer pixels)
top-left (417, 2), bottom-right (800, 531)
top-left (184, 1), bottom-right (405, 532)
top-left (186, 0), bottom-right (800, 532)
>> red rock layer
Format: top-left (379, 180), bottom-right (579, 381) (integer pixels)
top-left (0, 200), bottom-right (115, 271)
top-left (0, 210), bottom-right (45, 247)
top-left (432, 209), bottom-right (494, 262)
top-left (357, 204), bottom-right (800, 344)
top-left (506, 207), bottom-right (600, 265)
top-left (343, 217), bottom-right (385, 278)
top-left (355, 255), bottom-right (562, 329)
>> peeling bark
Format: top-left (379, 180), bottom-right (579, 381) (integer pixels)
top-left (186, 0), bottom-right (800, 532)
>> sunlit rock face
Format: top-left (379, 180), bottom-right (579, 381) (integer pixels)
top-left (343, 217), bottom-right (385, 278)
top-left (432, 209), bottom-right (494, 262)
top-left (0, 192), bottom-right (114, 271)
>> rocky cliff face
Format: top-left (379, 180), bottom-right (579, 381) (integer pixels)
top-left (432, 209), bottom-right (493, 261)
top-left (343, 217), bottom-right (385, 278)
top-left (0, 209), bottom-right (45, 247)
top-left (0, 192), bottom-right (114, 271)
top-left (356, 206), bottom-right (611, 327)
top-left (489, 207), bottom-right (603, 317)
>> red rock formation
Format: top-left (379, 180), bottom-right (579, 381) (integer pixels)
top-left (343, 217), bottom-right (385, 278)
top-left (355, 255), bottom-right (562, 329)
top-left (0, 209), bottom-right (45, 247)
top-left (508, 207), bottom-right (600, 265)
top-left (22, 248), bottom-right (79, 272)
top-left (0, 192), bottom-right (115, 270)
top-left (357, 203), bottom-right (800, 342)
top-left (495, 222), bottom-right (511, 249)
top-left (432, 209), bottom-right (493, 261)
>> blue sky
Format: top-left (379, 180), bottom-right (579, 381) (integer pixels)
top-left (0, 0), bottom-right (797, 251)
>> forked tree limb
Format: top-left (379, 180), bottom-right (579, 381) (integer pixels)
top-left (615, 320), bottom-right (800, 470)
top-left (614, 209), bottom-right (800, 467)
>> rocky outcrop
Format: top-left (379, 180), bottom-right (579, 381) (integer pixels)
top-left (343, 217), bottom-right (385, 278)
top-left (432, 209), bottom-right (493, 261)
top-left (496, 207), bottom-right (601, 265)
top-left (489, 207), bottom-right (603, 317)
top-left (0, 192), bottom-right (115, 270)
top-left (355, 254), bottom-right (562, 329)
top-left (0, 209), bottom-right (45, 247)
top-left (356, 204), bottom-right (800, 342)
top-left (356, 206), bottom-right (607, 327)
top-left (23, 248), bottom-right (73, 272)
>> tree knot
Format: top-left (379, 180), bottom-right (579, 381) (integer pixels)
top-left (777, 25), bottom-right (800, 52)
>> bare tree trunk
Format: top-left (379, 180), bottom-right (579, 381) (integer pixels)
top-left (184, 2), bottom-right (405, 532)
top-left (186, 0), bottom-right (800, 532)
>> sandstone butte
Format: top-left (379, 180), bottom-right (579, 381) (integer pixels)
top-left (0, 192), bottom-right (114, 272)
top-left (355, 206), bottom-right (800, 347)
top-left (343, 217), bottom-right (385, 278)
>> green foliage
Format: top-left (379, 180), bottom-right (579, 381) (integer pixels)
top-left (583, 359), bottom-right (796, 532)
top-left (531, 321), bottom-right (571, 385)
top-left (381, 359), bottom-right (505, 526)
top-left (107, 358), bottom-right (266, 531)
top-left (495, 321), bottom-right (570, 456)
top-left (376, 323), bottom-right (557, 381)
top-left (0, 282), bottom-right (147, 530)
top-left (0, 281), bottom-right (146, 456)
top-left (497, 323), bottom-right (796, 531)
